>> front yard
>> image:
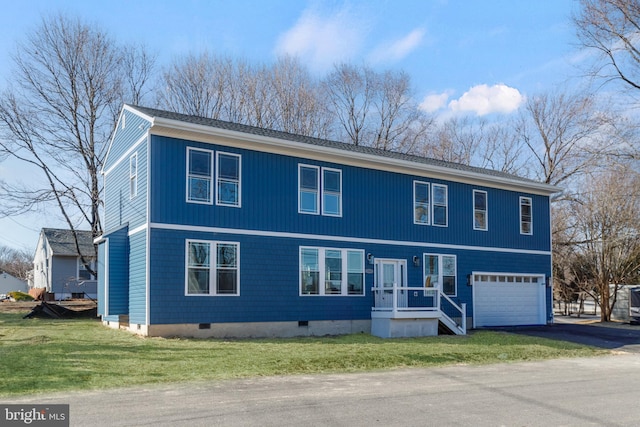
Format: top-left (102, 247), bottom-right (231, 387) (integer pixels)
top-left (0, 310), bottom-right (606, 397)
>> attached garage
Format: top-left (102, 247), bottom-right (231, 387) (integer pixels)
top-left (472, 273), bottom-right (546, 327)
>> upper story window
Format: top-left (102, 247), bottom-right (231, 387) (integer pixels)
top-left (187, 148), bottom-right (213, 204)
top-left (300, 246), bottom-right (364, 296)
top-left (129, 153), bottom-right (138, 199)
top-left (216, 152), bottom-right (241, 207)
top-left (298, 164), bottom-right (342, 216)
top-left (187, 147), bottom-right (242, 206)
top-left (520, 196), bottom-right (533, 235)
top-left (432, 184), bottom-right (448, 227)
top-left (186, 240), bottom-right (239, 296)
top-left (414, 181), bottom-right (430, 225)
top-left (414, 181), bottom-right (448, 227)
top-left (423, 253), bottom-right (456, 296)
top-left (473, 190), bottom-right (487, 231)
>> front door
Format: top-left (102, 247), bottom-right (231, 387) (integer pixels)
top-left (375, 259), bottom-right (407, 308)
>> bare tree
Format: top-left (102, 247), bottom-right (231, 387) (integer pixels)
top-left (515, 91), bottom-right (612, 187)
top-left (575, 0), bottom-right (640, 91)
top-left (567, 165), bottom-right (640, 321)
top-left (0, 245), bottom-right (32, 281)
top-left (0, 14), bottom-right (155, 273)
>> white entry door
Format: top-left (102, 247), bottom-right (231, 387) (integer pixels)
top-left (375, 259), bottom-right (407, 308)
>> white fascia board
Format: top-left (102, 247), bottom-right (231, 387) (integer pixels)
top-left (149, 115), bottom-right (561, 196)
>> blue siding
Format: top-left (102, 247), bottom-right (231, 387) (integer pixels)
top-left (107, 226), bottom-right (129, 315)
top-left (147, 228), bottom-right (551, 325)
top-left (97, 241), bottom-right (106, 316)
top-left (129, 230), bottom-right (147, 324)
top-left (104, 138), bottom-right (148, 232)
top-left (103, 109), bottom-right (151, 171)
top-left (148, 135), bottom-right (551, 253)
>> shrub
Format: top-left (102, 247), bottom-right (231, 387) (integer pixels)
top-left (8, 291), bottom-right (34, 301)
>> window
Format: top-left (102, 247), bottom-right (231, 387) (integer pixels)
top-left (414, 181), bottom-right (430, 225)
top-left (520, 196), bottom-right (532, 235)
top-left (129, 153), bottom-right (138, 199)
top-left (423, 254), bottom-right (456, 296)
top-left (186, 240), bottom-right (239, 295)
top-left (299, 165), bottom-right (342, 216)
top-left (300, 247), bottom-right (364, 296)
top-left (323, 168), bottom-right (342, 216)
top-left (216, 152), bottom-right (241, 207)
top-left (432, 184), bottom-right (448, 226)
top-left (473, 190), bottom-right (487, 231)
top-left (78, 259), bottom-right (96, 281)
top-left (187, 148), bottom-right (213, 204)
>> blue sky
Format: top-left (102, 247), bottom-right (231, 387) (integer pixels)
top-left (0, 0), bottom-right (581, 250)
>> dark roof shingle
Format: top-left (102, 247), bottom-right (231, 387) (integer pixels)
top-left (42, 228), bottom-right (94, 257)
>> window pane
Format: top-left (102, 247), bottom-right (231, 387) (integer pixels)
top-left (442, 256), bottom-right (456, 276)
top-left (217, 244), bottom-right (237, 268)
top-left (189, 150), bottom-right (211, 176)
top-left (300, 167), bottom-right (318, 189)
top-left (323, 193), bottom-right (340, 215)
top-left (414, 182), bottom-right (429, 224)
top-left (323, 170), bottom-right (340, 192)
top-left (325, 250), bottom-right (342, 294)
top-left (218, 154), bottom-right (239, 180)
top-left (189, 242), bottom-right (210, 267)
top-left (188, 269), bottom-right (210, 294)
top-left (474, 211), bottom-right (486, 230)
top-left (300, 191), bottom-right (318, 213)
top-left (474, 191), bottom-right (486, 210)
top-left (218, 181), bottom-right (238, 205)
top-left (424, 255), bottom-right (439, 288)
top-left (216, 270), bottom-right (237, 294)
top-left (433, 185), bottom-right (446, 205)
top-left (347, 251), bottom-right (364, 295)
top-left (433, 205), bottom-right (447, 226)
top-left (301, 248), bottom-right (319, 295)
top-left (415, 203), bottom-right (429, 224)
top-left (415, 182), bottom-right (429, 203)
top-left (442, 276), bottom-right (456, 295)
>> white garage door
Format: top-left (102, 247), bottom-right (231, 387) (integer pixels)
top-left (473, 273), bottom-right (546, 327)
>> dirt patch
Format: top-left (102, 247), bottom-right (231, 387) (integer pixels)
top-left (0, 300), bottom-right (96, 314)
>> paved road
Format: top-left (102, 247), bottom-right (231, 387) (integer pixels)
top-left (4, 353), bottom-right (640, 426)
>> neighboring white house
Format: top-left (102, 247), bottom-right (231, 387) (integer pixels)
top-left (33, 228), bottom-right (97, 300)
top-left (0, 271), bottom-right (28, 296)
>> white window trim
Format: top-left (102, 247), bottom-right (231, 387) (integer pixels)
top-left (215, 151), bottom-right (242, 208)
top-left (473, 189), bottom-right (488, 231)
top-left (299, 246), bottom-right (365, 296)
top-left (423, 253), bottom-right (457, 297)
top-left (298, 164), bottom-right (320, 215)
top-left (186, 147), bottom-right (214, 205)
top-left (520, 196), bottom-right (533, 235)
top-left (413, 180), bottom-right (430, 225)
top-left (432, 183), bottom-right (448, 227)
top-left (129, 152), bottom-right (138, 200)
top-left (322, 167), bottom-right (342, 217)
top-left (185, 239), bottom-right (240, 296)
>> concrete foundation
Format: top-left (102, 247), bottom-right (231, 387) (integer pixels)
top-left (371, 317), bottom-right (439, 338)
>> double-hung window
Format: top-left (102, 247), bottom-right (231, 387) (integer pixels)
top-left (216, 152), bottom-right (241, 207)
top-left (300, 247), bottom-right (364, 296)
top-left (186, 240), bottom-right (239, 295)
top-left (78, 258), bottom-right (96, 281)
top-left (414, 181), bottom-right (448, 227)
top-left (129, 153), bottom-right (138, 199)
top-left (423, 254), bottom-right (457, 296)
top-left (414, 181), bottom-right (430, 224)
top-left (473, 190), bottom-right (487, 231)
top-left (298, 165), bottom-right (342, 216)
top-left (520, 196), bottom-right (532, 235)
top-left (187, 148), bottom-right (213, 204)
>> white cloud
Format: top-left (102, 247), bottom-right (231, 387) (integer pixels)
top-left (369, 28), bottom-right (426, 64)
top-left (274, 5), bottom-right (366, 72)
top-left (419, 91), bottom-right (451, 113)
top-left (448, 84), bottom-right (524, 116)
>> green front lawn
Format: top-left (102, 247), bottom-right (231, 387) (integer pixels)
top-left (0, 312), bottom-right (606, 397)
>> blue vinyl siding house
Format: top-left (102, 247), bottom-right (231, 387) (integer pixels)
top-left (97, 104), bottom-right (559, 338)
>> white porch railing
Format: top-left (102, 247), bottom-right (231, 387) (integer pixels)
top-left (372, 284), bottom-right (466, 335)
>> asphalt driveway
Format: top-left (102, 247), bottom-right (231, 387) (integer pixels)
top-left (487, 315), bottom-right (640, 353)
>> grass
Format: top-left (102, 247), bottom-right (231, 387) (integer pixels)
top-left (0, 312), bottom-right (607, 397)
